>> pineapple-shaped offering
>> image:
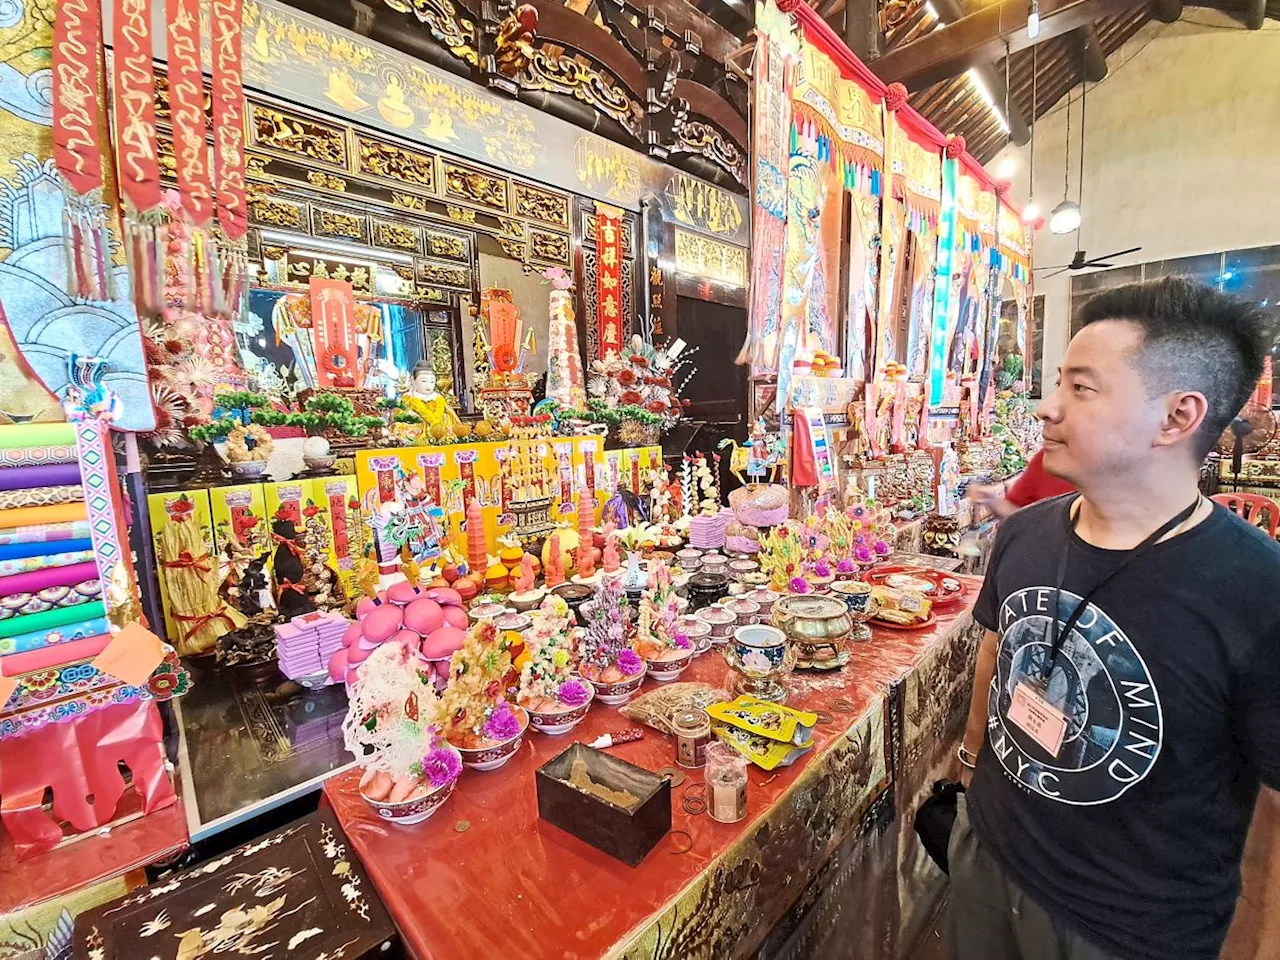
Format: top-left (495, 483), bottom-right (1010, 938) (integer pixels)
top-left (442, 622), bottom-right (527, 769)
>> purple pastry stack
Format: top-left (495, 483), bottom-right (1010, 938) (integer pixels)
top-left (276, 610), bottom-right (352, 682)
top-left (688, 509), bottom-right (733, 550)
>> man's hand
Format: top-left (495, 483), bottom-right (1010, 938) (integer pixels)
top-left (966, 483), bottom-right (1017, 519)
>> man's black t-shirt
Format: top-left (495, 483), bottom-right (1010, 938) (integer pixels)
top-left (971, 496), bottom-right (1280, 960)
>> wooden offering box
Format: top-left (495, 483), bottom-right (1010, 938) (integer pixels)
top-left (536, 742), bottom-right (671, 866)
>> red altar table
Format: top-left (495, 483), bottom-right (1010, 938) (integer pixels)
top-left (325, 587), bottom-right (981, 960)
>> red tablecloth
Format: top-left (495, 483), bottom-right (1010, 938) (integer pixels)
top-left (326, 588), bottom-right (979, 960)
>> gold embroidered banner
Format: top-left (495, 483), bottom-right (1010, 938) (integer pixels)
top-left (890, 115), bottom-right (942, 230)
top-left (791, 35), bottom-right (884, 193)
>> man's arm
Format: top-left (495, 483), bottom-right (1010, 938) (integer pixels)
top-left (957, 629), bottom-right (999, 787)
top-left (1222, 787), bottom-right (1280, 959)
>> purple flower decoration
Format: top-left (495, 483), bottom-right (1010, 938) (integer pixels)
top-left (483, 701), bottom-right (522, 742)
top-left (854, 545), bottom-right (874, 564)
top-left (789, 576), bottom-right (811, 594)
top-left (617, 648), bottom-right (643, 676)
top-left (673, 632), bottom-right (692, 650)
top-left (852, 505), bottom-right (867, 518)
top-left (873, 539), bottom-right (891, 556)
top-left (421, 745), bottom-right (462, 789)
top-left (854, 533), bottom-right (867, 546)
top-left (558, 679), bottom-right (592, 707)
top-left (812, 561), bottom-right (832, 578)
top-left (836, 558), bottom-right (857, 574)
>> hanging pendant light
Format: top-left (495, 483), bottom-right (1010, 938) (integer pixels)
top-left (1050, 81), bottom-right (1084, 234)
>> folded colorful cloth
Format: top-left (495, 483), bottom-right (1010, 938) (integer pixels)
top-left (0, 616), bottom-right (109, 655)
top-left (0, 463), bottom-right (81, 491)
top-left (0, 525), bottom-right (92, 549)
top-left (0, 600), bottom-right (105, 638)
top-left (0, 549), bottom-right (95, 578)
top-left (0, 579), bottom-right (103, 618)
top-left (0, 503), bottom-right (88, 529)
top-left (0, 485), bottom-right (84, 509)
top-left (0, 445), bottom-right (77, 468)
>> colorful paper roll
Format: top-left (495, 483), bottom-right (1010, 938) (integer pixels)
top-left (0, 503), bottom-right (87, 529)
top-left (0, 601), bottom-right (105, 639)
top-left (0, 446), bottom-right (77, 468)
top-left (0, 616), bottom-right (108, 655)
top-left (0, 561), bottom-right (100, 598)
top-left (0, 485), bottom-right (84, 509)
top-left (0, 463), bottom-right (81, 491)
top-left (0, 549), bottom-right (96, 578)
top-left (0, 633), bottom-right (111, 676)
top-left (0, 536), bottom-right (94, 559)
top-left (0, 424), bottom-right (77, 450)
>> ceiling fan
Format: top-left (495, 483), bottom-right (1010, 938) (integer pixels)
top-left (1036, 246), bottom-right (1142, 280)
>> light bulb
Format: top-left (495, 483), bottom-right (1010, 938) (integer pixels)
top-left (1021, 199), bottom-right (1041, 223)
top-left (1027, 0), bottom-right (1040, 37)
top-left (996, 156), bottom-right (1017, 180)
top-left (1049, 200), bottom-right (1081, 235)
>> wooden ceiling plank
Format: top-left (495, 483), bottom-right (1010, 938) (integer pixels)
top-left (868, 0), bottom-right (1141, 91)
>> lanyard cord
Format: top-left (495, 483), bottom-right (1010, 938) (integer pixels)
top-left (1043, 496), bottom-right (1202, 681)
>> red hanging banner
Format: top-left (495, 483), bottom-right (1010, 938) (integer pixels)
top-left (210, 0), bottom-right (248, 318)
top-left (166, 0), bottom-right (215, 311)
top-left (310, 278), bottom-right (359, 389)
top-left (594, 203), bottom-right (623, 360)
top-left (210, 0), bottom-right (247, 241)
top-left (165, 0), bottom-right (212, 226)
top-left (111, 0), bottom-right (165, 315)
top-left (52, 0), bottom-right (112, 301)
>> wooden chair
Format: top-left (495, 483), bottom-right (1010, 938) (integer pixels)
top-left (1211, 493), bottom-right (1280, 537)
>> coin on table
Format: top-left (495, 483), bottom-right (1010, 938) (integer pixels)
top-left (656, 766), bottom-right (686, 787)
top-left (454, 820), bottom-right (470, 833)
top-left (813, 709), bottom-right (834, 725)
top-left (831, 697), bottom-right (856, 714)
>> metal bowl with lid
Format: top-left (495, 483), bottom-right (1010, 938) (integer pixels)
top-left (771, 594), bottom-right (854, 671)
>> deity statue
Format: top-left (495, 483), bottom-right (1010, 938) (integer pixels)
top-left (402, 362), bottom-right (462, 438)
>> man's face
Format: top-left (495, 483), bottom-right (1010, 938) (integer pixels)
top-left (1036, 319), bottom-right (1166, 485)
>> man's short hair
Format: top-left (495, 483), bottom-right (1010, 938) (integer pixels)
top-left (1076, 276), bottom-right (1272, 458)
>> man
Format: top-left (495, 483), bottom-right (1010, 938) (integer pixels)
top-left (967, 447), bottom-right (1076, 519)
top-left (949, 277), bottom-right (1280, 960)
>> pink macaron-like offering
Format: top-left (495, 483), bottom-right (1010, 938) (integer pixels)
top-left (354, 596), bottom-right (379, 620)
top-left (362, 604), bottom-right (405, 644)
top-left (347, 641), bottom-right (373, 666)
top-left (343, 622), bottom-right (363, 648)
top-left (441, 604), bottom-right (469, 631)
top-left (424, 586), bottom-right (463, 608)
top-left (327, 646), bottom-right (349, 682)
top-left (387, 581), bottom-right (420, 606)
top-left (403, 597), bottom-right (444, 635)
top-left (420, 624), bottom-right (466, 660)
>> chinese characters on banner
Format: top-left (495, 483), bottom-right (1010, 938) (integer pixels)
top-left (310, 278), bottom-right (360, 388)
top-left (595, 202), bottom-right (623, 359)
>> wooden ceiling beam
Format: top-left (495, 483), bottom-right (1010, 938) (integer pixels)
top-left (927, 0), bottom-right (1031, 145)
top-left (1068, 23), bottom-right (1108, 81)
top-left (1151, 0), bottom-right (1182, 22)
top-left (1244, 0), bottom-right (1266, 29)
top-left (843, 0), bottom-right (882, 60)
top-left (869, 0), bottom-right (1139, 91)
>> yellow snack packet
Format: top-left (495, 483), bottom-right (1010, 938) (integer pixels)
top-left (706, 695), bottom-right (818, 746)
top-left (711, 723), bottom-right (813, 770)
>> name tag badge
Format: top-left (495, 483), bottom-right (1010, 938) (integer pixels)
top-left (1008, 681), bottom-right (1068, 758)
